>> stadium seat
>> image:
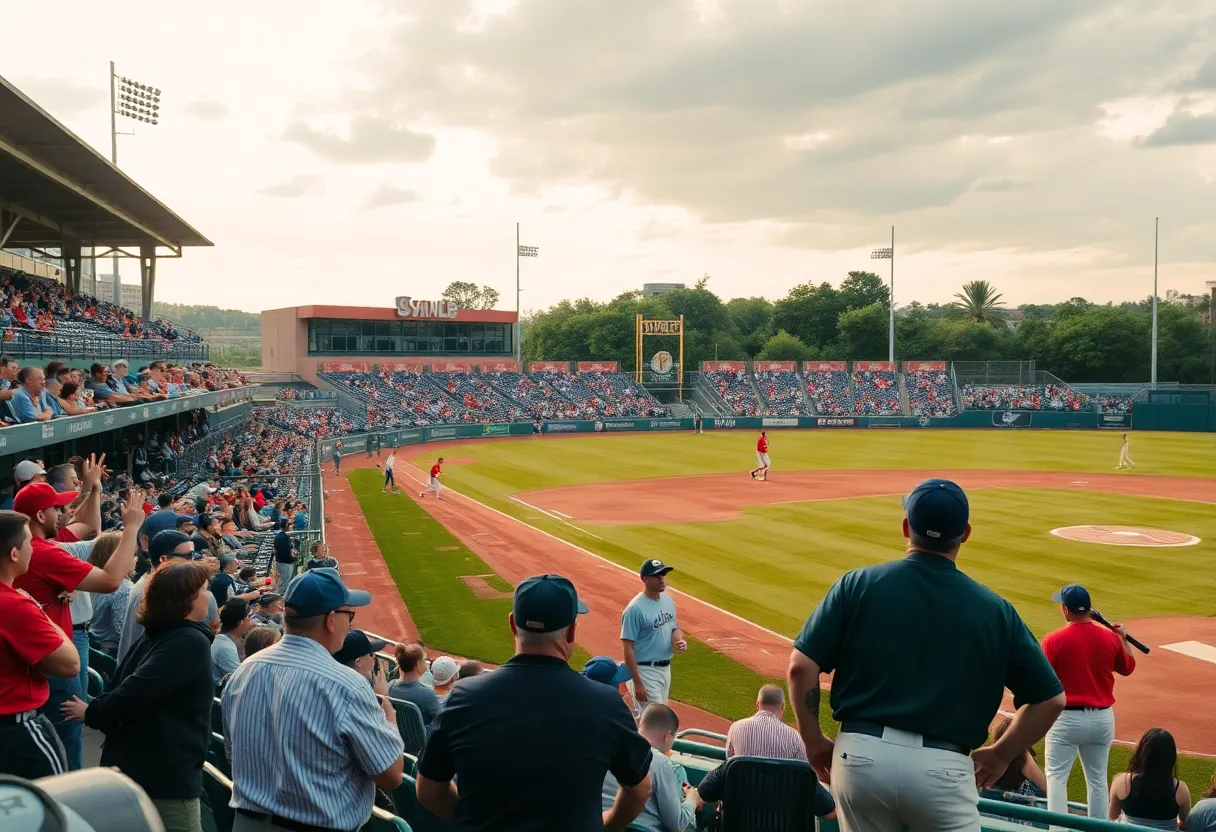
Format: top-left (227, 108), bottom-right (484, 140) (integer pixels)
top-left (362, 810), bottom-right (414, 831)
top-left (86, 666), bottom-right (105, 698)
top-left (388, 697), bottom-right (427, 757)
top-left (207, 731), bottom-right (231, 778)
top-left (202, 762), bottom-right (235, 832)
top-left (212, 696), bottom-right (224, 731)
top-left (718, 756), bottom-right (823, 831)
top-left (89, 647), bottom-right (116, 683)
top-left (393, 773), bottom-right (456, 832)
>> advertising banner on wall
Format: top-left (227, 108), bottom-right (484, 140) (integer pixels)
top-left (528, 362), bottom-right (571, 373)
top-left (481, 361), bottom-right (521, 373)
top-left (753, 361), bottom-right (796, 372)
top-left (379, 361), bottom-right (427, 373)
top-left (319, 361), bottom-right (369, 373)
top-left (431, 361), bottom-right (471, 373)
top-left (701, 361), bottom-right (746, 372)
top-left (804, 361), bottom-right (847, 373)
top-left (853, 361), bottom-right (895, 372)
top-left (1099, 413), bottom-right (1131, 428)
top-left (902, 361), bottom-right (947, 372)
top-left (993, 411), bottom-right (1033, 428)
top-left (761, 417), bottom-right (799, 427)
top-left (816, 417), bottom-right (857, 427)
top-left (576, 361), bottom-right (620, 373)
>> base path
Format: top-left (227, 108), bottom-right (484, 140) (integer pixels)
top-left (340, 456), bottom-right (1216, 753)
top-left (518, 469), bottom-right (1216, 524)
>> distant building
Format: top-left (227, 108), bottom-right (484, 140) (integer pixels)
top-left (94, 275), bottom-right (143, 309)
top-left (643, 282), bottom-right (685, 297)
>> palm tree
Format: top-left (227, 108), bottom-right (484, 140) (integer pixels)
top-left (950, 280), bottom-right (1006, 324)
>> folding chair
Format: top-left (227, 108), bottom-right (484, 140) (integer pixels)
top-left (388, 697), bottom-right (427, 757)
top-left (719, 756), bottom-right (821, 832)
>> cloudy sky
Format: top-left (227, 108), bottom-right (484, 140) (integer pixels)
top-left (4, 0), bottom-right (1216, 314)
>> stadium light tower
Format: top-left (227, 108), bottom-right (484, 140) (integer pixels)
top-left (108, 62), bottom-right (162, 305)
top-left (516, 223), bottom-right (538, 362)
top-left (1151, 217), bottom-right (1159, 386)
top-left (871, 226), bottom-right (895, 363)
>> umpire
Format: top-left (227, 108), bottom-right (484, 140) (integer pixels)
top-left (788, 478), bottom-right (1066, 832)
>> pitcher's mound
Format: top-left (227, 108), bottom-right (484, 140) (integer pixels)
top-left (1051, 525), bottom-right (1200, 547)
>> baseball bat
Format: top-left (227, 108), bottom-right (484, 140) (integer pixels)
top-left (1091, 609), bottom-right (1150, 654)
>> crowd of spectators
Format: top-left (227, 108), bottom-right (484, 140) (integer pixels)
top-left (754, 370), bottom-right (807, 416)
top-left (1098, 395), bottom-right (1134, 414)
top-left (962, 384), bottom-right (1093, 412)
top-left (851, 369), bottom-right (902, 415)
top-left (705, 368), bottom-right (764, 416)
top-left (580, 371), bottom-right (666, 417)
top-left (254, 403), bottom-right (366, 439)
top-left (275, 387), bottom-right (335, 401)
top-left (430, 371), bottom-right (526, 423)
top-left (803, 369), bottom-right (853, 415)
top-left (0, 268), bottom-right (200, 344)
top-left (904, 369), bottom-right (957, 417)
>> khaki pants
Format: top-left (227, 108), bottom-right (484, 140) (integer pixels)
top-left (152, 797), bottom-right (202, 832)
top-left (832, 729), bottom-right (980, 832)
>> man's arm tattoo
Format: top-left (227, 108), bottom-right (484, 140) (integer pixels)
top-left (804, 684), bottom-right (820, 716)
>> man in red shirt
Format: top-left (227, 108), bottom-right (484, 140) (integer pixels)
top-left (13, 466), bottom-right (138, 771)
top-left (750, 431), bottom-right (771, 481)
top-left (1041, 584), bottom-right (1136, 819)
top-left (0, 510), bottom-right (80, 778)
top-left (420, 457), bottom-right (444, 501)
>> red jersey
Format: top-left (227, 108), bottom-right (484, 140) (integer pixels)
top-left (0, 583), bottom-right (65, 713)
top-left (430, 463), bottom-right (442, 478)
top-left (1042, 621), bottom-right (1135, 709)
top-left (757, 436), bottom-right (768, 453)
top-left (13, 529), bottom-right (90, 635)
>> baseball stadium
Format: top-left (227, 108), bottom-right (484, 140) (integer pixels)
top-left (6, 42), bottom-right (1216, 832)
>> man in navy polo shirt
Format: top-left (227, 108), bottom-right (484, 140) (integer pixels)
top-left (788, 478), bottom-right (1066, 832)
top-left (417, 574), bottom-right (654, 831)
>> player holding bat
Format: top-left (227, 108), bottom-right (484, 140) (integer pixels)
top-left (1041, 584), bottom-right (1138, 820)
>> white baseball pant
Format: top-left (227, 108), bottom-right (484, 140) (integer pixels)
top-left (1045, 707), bottom-right (1115, 820)
top-left (627, 663), bottom-right (671, 714)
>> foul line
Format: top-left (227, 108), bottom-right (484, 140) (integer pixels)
top-left (508, 495), bottom-right (605, 541)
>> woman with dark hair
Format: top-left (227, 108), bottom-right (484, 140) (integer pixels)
top-left (195, 513), bottom-right (228, 559)
top-left (242, 625), bottom-right (280, 658)
top-left (989, 717), bottom-right (1047, 797)
top-left (1109, 727), bottom-right (1191, 829)
top-left (61, 562), bottom-right (214, 832)
top-left (86, 532), bottom-right (130, 654)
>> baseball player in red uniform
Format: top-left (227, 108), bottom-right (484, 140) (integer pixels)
top-left (420, 457), bottom-right (444, 500)
top-left (750, 431), bottom-right (770, 480)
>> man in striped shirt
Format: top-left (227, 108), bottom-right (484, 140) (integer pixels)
top-left (725, 685), bottom-right (807, 761)
top-left (222, 568), bottom-right (404, 832)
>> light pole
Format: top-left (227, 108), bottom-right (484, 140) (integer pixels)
top-left (871, 226), bottom-right (895, 363)
top-left (109, 63), bottom-right (162, 306)
top-left (1206, 280), bottom-right (1216, 385)
top-left (515, 223), bottom-right (538, 362)
top-left (1151, 217), bottom-right (1159, 386)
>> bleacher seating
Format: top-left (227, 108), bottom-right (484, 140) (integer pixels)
top-left (752, 370), bottom-right (806, 416)
top-left (1098, 394), bottom-right (1134, 414)
top-left (851, 369), bottom-right (902, 416)
top-left (579, 371), bottom-right (665, 417)
top-left (904, 369), bottom-right (957, 417)
top-left (428, 371), bottom-right (525, 423)
top-left (961, 384), bottom-right (1091, 412)
top-left (482, 371), bottom-right (570, 419)
top-left (705, 369), bottom-right (763, 416)
top-left (802, 369), bottom-right (853, 416)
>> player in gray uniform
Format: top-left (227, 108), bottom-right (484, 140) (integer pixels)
top-left (621, 559), bottom-right (687, 712)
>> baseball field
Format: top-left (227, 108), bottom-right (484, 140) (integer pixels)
top-left (341, 427), bottom-right (1216, 797)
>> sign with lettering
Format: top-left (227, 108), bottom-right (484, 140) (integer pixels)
top-left (576, 361), bottom-right (620, 373)
top-left (379, 361), bottom-right (426, 373)
top-left (902, 361), bottom-right (946, 372)
top-left (804, 361), bottom-right (847, 373)
top-left (395, 297), bottom-right (459, 319)
top-left (320, 362), bottom-right (370, 373)
top-left (853, 361), bottom-right (895, 372)
top-left (528, 362), bottom-right (570, 374)
top-left (480, 361), bottom-right (521, 373)
top-left (432, 361), bottom-right (471, 373)
top-left (640, 319), bottom-right (683, 336)
top-left (753, 361), bottom-right (795, 372)
top-left (702, 361), bottom-right (746, 372)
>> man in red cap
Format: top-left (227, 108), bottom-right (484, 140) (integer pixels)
top-left (13, 455), bottom-right (140, 770)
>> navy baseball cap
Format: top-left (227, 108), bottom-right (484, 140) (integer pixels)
top-left (150, 530), bottom-right (194, 561)
top-left (583, 656), bottom-right (631, 687)
top-left (1052, 584), bottom-right (1091, 612)
top-left (513, 574), bottom-right (588, 633)
top-left (903, 479), bottom-right (969, 540)
top-left (284, 567), bottom-right (371, 617)
top-left (257, 592), bottom-right (283, 607)
top-left (640, 559), bottom-right (674, 578)
top-left (332, 629), bottom-right (388, 665)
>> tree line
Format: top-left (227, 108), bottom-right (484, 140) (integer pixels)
top-left (521, 274), bottom-right (1214, 384)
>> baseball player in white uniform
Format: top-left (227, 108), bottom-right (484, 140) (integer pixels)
top-left (381, 452), bottom-right (397, 494)
top-left (621, 559), bottom-right (687, 714)
top-left (1115, 432), bottom-right (1136, 470)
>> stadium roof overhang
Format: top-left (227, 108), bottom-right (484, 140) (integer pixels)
top-left (0, 74), bottom-right (211, 255)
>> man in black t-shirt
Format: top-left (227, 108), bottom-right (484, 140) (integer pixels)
top-left (272, 519), bottom-right (295, 590)
top-left (416, 574), bottom-right (653, 831)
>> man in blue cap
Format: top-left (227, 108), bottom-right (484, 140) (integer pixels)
top-left (787, 478), bottom-right (1066, 832)
top-left (1042, 584), bottom-right (1136, 819)
top-left (416, 573), bottom-right (654, 832)
top-left (222, 568), bottom-right (404, 832)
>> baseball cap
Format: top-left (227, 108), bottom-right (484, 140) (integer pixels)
top-left (14, 460), bottom-right (46, 483)
top-left (902, 478), bottom-right (969, 540)
top-left (512, 574), bottom-right (588, 633)
top-left (284, 567), bottom-right (371, 618)
top-left (256, 592), bottom-right (283, 607)
top-left (1052, 584), bottom-right (1092, 612)
top-left (582, 656), bottom-right (631, 687)
top-left (640, 559), bottom-right (674, 578)
top-left (150, 530), bottom-right (194, 561)
top-left (332, 629), bottom-right (388, 665)
top-left (113, 359), bottom-right (129, 369)
top-left (13, 483), bottom-right (78, 517)
top-left (429, 656), bottom-right (459, 686)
